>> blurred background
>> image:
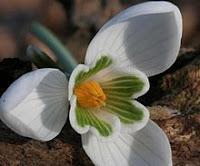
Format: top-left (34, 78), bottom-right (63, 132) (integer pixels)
top-left (0, 0), bottom-right (200, 62)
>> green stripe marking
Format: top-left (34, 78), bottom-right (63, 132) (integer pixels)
top-left (75, 56), bottom-right (112, 84)
top-left (76, 105), bottom-right (112, 136)
top-left (102, 75), bottom-right (145, 124)
top-left (101, 75), bottom-right (145, 97)
top-left (106, 97), bottom-right (144, 124)
top-left (74, 55), bottom-right (147, 136)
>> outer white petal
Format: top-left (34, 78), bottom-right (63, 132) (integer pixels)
top-left (82, 120), bottom-right (172, 166)
top-left (0, 68), bottom-right (68, 141)
top-left (85, 1), bottom-right (182, 76)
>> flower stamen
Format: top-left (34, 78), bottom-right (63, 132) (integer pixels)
top-left (74, 80), bottom-right (106, 108)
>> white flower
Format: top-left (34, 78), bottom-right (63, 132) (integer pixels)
top-left (68, 56), bottom-right (150, 141)
top-left (0, 1), bottom-right (182, 166)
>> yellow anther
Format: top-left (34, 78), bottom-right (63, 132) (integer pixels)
top-left (74, 80), bottom-right (106, 108)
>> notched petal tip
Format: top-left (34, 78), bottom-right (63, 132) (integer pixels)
top-left (69, 96), bottom-right (121, 141)
top-left (120, 100), bottom-right (150, 134)
top-left (0, 68), bottom-right (68, 141)
top-left (132, 69), bottom-right (150, 98)
top-left (90, 110), bottom-right (121, 142)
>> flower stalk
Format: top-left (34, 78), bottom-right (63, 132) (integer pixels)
top-left (30, 22), bottom-right (77, 74)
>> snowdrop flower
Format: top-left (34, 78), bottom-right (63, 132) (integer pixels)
top-left (0, 1), bottom-right (182, 166)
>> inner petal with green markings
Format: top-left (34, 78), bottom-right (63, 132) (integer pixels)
top-left (69, 56), bottom-right (150, 138)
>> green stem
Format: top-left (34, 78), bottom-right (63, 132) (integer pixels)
top-left (30, 22), bottom-right (77, 74)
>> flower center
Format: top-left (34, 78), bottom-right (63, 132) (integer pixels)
top-left (74, 80), bottom-right (106, 108)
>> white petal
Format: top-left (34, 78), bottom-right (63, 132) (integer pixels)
top-left (69, 95), bottom-right (121, 141)
top-left (93, 65), bottom-right (149, 98)
top-left (68, 64), bottom-right (89, 100)
top-left (82, 120), bottom-right (172, 166)
top-left (89, 108), bottom-right (121, 142)
top-left (120, 100), bottom-right (149, 134)
top-left (85, 1), bottom-right (182, 76)
top-left (69, 95), bottom-right (90, 134)
top-left (0, 68), bottom-right (68, 141)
